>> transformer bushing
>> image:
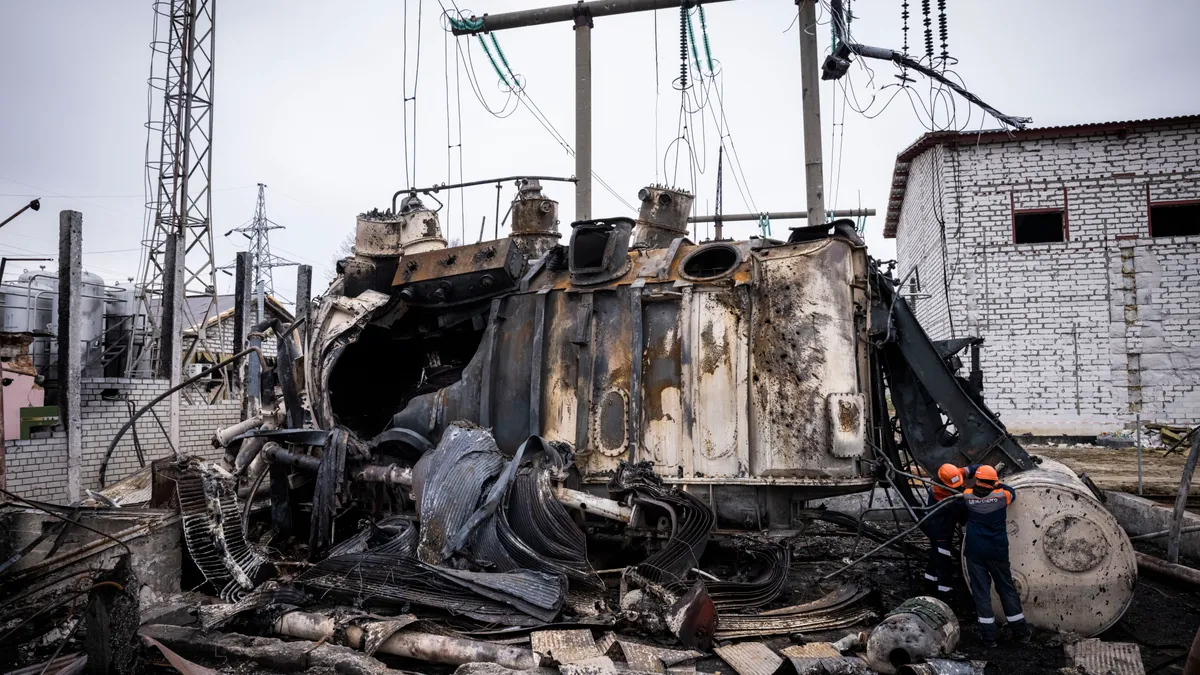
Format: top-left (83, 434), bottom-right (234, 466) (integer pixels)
top-left (508, 179), bottom-right (561, 259)
top-left (355, 195), bottom-right (447, 259)
top-left (634, 185), bottom-right (694, 249)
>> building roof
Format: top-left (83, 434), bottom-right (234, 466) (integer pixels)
top-left (180, 293), bottom-right (294, 336)
top-left (150, 294), bottom-right (294, 334)
top-left (882, 114), bottom-right (1200, 238)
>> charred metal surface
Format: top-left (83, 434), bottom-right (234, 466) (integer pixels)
top-left (713, 580), bottom-right (878, 639)
top-left (868, 260), bottom-right (1034, 475)
top-left (510, 178), bottom-right (562, 259)
top-left (415, 424), bottom-right (507, 564)
top-left (177, 463), bottom-right (270, 600)
top-left (569, 218), bottom-right (634, 285)
top-left (610, 462), bottom-right (712, 582)
top-left (294, 552), bottom-right (566, 625)
top-left (634, 185), bottom-right (694, 249)
top-left (673, 539), bottom-right (790, 611)
top-left (393, 239), bottom-right (526, 306)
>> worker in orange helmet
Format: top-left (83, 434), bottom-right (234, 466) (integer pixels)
top-left (958, 464), bottom-right (1030, 647)
top-left (921, 463), bottom-right (974, 601)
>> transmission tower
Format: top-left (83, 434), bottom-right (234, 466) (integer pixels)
top-left (128, 0), bottom-right (220, 378)
top-left (225, 184), bottom-right (296, 322)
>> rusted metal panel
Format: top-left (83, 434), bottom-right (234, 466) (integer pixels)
top-left (641, 294), bottom-right (684, 475)
top-left (749, 239), bottom-right (865, 479)
top-left (713, 642), bottom-right (785, 675)
top-left (1064, 639), bottom-right (1144, 675)
top-left (688, 287), bottom-right (750, 479)
top-left (828, 393), bottom-right (867, 458)
top-left (529, 629), bottom-right (600, 665)
top-left (391, 238), bottom-right (524, 302)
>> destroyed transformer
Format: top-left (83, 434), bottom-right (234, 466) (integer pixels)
top-left (306, 179), bottom-right (1033, 529)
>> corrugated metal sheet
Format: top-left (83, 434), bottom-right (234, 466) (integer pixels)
top-left (615, 641), bottom-right (704, 673)
top-left (415, 424), bottom-right (506, 564)
top-left (713, 642), bottom-right (785, 675)
top-left (1064, 639), bottom-right (1145, 675)
top-left (530, 629), bottom-right (600, 665)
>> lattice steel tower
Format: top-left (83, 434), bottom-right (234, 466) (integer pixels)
top-left (129, 0), bottom-right (219, 377)
top-left (227, 184), bottom-right (296, 321)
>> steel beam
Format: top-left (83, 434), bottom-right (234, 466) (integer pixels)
top-left (687, 208), bottom-right (875, 223)
top-left (450, 0), bottom-right (733, 35)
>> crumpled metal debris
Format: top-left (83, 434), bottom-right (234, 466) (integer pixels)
top-left (609, 462), bottom-right (712, 584)
top-left (295, 552), bottom-right (566, 625)
top-left (713, 581), bottom-right (877, 640)
top-left (177, 462), bottom-right (270, 601)
top-left (196, 582), bottom-right (312, 630)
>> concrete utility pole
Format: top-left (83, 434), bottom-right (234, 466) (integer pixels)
top-left (452, 0), bottom-right (735, 221)
top-left (574, 12), bottom-right (593, 221)
top-left (797, 0), bottom-right (826, 223)
top-left (57, 211), bottom-right (83, 503)
top-left (295, 264), bottom-right (313, 347)
top-left (233, 251), bottom-right (252, 409)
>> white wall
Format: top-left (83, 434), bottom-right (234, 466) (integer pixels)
top-left (894, 121), bottom-right (1200, 435)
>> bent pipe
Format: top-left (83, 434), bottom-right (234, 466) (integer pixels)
top-left (98, 346), bottom-right (265, 487)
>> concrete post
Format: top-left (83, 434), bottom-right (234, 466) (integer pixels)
top-left (574, 12), bottom-right (593, 221)
top-left (57, 211), bottom-right (83, 503)
top-left (295, 264), bottom-right (312, 349)
top-left (797, 0), bottom-right (826, 224)
top-left (158, 231), bottom-right (185, 451)
top-left (232, 251), bottom-right (252, 411)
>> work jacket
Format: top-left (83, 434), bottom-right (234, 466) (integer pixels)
top-left (959, 484), bottom-right (1016, 561)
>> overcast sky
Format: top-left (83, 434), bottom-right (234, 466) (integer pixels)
top-left (1, 0), bottom-right (1197, 305)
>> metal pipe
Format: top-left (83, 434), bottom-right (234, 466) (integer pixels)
top-left (797, 0), bottom-right (826, 223)
top-left (1137, 412), bottom-right (1143, 495)
top-left (1129, 524), bottom-right (1200, 542)
top-left (98, 346), bottom-right (265, 486)
top-left (354, 463), bottom-right (414, 485)
top-left (262, 443), bottom-right (321, 472)
top-left (214, 415), bottom-right (263, 447)
top-left (821, 494), bottom-right (964, 581)
top-left (275, 611), bottom-right (543, 669)
top-left (555, 485), bottom-right (632, 522)
top-left (450, 0), bottom-right (734, 35)
top-left (575, 15), bottom-right (592, 221)
top-left (687, 208), bottom-right (875, 223)
top-left (1169, 429), bottom-right (1200, 562)
top-left (391, 175), bottom-right (575, 213)
top-left (0, 199), bottom-right (40, 230)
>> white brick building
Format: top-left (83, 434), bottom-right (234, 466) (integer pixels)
top-left (886, 115), bottom-right (1200, 436)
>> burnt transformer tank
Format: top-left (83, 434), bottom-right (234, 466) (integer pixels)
top-left (308, 184), bottom-right (875, 529)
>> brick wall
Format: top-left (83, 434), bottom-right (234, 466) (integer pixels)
top-left (4, 377), bottom-right (242, 502)
top-left (894, 120), bottom-right (1200, 435)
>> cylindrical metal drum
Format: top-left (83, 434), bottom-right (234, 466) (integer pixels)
top-left (962, 457), bottom-right (1136, 637)
top-left (865, 596), bottom-right (959, 674)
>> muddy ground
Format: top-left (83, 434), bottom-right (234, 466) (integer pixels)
top-left (123, 519), bottom-right (1200, 675)
top-left (1034, 444), bottom-right (1200, 498)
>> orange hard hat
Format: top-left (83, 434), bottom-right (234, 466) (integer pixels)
top-left (937, 464), bottom-right (964, 487)
top-left (974, 465), bottom-right (999, 485)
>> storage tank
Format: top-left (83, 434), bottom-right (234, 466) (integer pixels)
top-left (964, 458), bottom-right (1136, 636)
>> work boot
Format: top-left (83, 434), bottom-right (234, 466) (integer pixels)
top-left (1010, 621), bottom-right (1032, 644)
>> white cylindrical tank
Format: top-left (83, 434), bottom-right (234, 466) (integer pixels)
top-left (865, 596), bottom-right (959, 674)
top-left (963, 457), bottom-right (1136, 637)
